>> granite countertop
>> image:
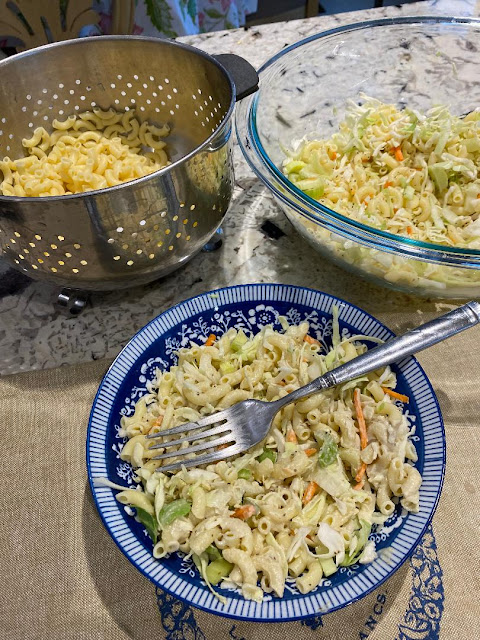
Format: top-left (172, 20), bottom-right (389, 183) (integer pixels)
top-left (0, 0), bottom-right (476, 376)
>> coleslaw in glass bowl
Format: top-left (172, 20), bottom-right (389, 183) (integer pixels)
top-left (235, 16), bottom-right (480, 299)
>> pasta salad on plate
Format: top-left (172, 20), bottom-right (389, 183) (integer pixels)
top-left (87, 285), bottom-right (444, 620)
top-left (100, 313), bottom-right (421, 604)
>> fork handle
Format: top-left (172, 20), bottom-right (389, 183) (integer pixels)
top-left (275, 301), bottom-right (480, 407)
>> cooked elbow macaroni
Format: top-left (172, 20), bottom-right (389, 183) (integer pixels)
top-left (114, 320), bottom-right (421, 603)
top-left (0, 108), bottom-right (169, 196)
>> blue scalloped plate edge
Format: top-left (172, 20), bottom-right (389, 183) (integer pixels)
top-left (86, 283), bottom-right (446, 622)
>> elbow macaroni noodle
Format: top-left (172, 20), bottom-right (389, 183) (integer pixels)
top-left (115, 321), bottom-right (421, 602)
top-left (0, 108), bottom-right (169, 196)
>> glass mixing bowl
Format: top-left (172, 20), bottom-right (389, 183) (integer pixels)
top-left (236, 16), bottom-right (480, 299)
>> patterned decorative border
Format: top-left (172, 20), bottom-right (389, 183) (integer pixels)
top-left (395, 523), bottom-right (444, 640)
top-left (86, 284), bottom-right (445, 622)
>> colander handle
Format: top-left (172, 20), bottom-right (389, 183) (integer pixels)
top-left (213, 54), bottom-right (259, 101)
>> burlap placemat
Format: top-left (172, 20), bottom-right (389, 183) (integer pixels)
top-left (1, 334), bottom-right (479, 639)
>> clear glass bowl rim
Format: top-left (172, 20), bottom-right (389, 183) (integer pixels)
top-left (241, 15), bottom-right (480, 267)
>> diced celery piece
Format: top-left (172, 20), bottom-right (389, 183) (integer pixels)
top-left (206, 545), bottom-right (222, 561)
top-left (158, 499), bottom-right (191, 527)
top-left (428, 165), bottom-right (448, 192)
top-left (219, 361), bottom-right (236, 375)
top-left (304, 186), bottom-right (324, 200)
top-left (284, 159), bottom-right (306, 173)
top-left (237, 333), bottom-right (262, 362)
top-left (318, 433), bottom-right (338, 468)
top-left (206, 558), bottom-right (234, 585)
top-left (237, 468), bottom-right (252, 480)
top-left (256, 448), bottom-right (276, 463)
top-left (231, 330), bottom-right (248, 352)
top-left (284, 441), bottom-right (298, 455)
top-left (320, 557), bottom-right (338, 577)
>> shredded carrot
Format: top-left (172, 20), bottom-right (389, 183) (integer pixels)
top-left (384, 181), bottom-right (393, 188)
top-left (216, 442), bottom-right (230, 451)
top-left (393, 146), bottom-right (404, 162)
top-left (382, 386), bottom-right (410, 403)
top-left (302, 481), bottom-right (320, 505)
top-left (152, 415), bottom-right (164, 427)
top-left (304, 335), bottom-right (320, 346)
top-left (205, 333), bottom-right (216, 347)
top-left (286, 429), bottom-right (298, 444)
top-left (354, 388), bottom-right (368, 450)
top-left (354, 463), bottom-right (367, 489)
top-left (328, 149), bottom-right (337, 160)
top-left (304, 448), bottom-right (317, 457)
top-left (232, 505), bottom-right (257, 520)
top-left (407, 226), bottom-right (413, 235)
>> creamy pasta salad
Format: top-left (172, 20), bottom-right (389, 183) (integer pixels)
top-left (283, 95), bottom-right (480, 249)
top-left (105, 318), bottom-right (421, 603)
top-left (0, 108), bottom-right (169, 196)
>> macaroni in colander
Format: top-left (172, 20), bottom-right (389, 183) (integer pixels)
top-left (0, 108), bottom-right (169, 196)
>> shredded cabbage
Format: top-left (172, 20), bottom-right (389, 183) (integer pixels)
top-left (283, 95), bottom-right (480, 293)
top-left (316, 522), bottom-right (346, 565)
top-left (284, 95), bottom-right (480, 249)
top-left (193, 553), bottom-right (228, 604)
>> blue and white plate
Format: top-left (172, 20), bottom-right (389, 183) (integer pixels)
top-left (87, 284), bottom-right (445, 622)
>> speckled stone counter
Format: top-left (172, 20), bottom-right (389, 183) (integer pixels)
top-left (0, 0), bottom-right (475, 375)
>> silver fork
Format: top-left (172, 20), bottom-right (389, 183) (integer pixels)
top-left (147, 301), bottom-right (480, 472)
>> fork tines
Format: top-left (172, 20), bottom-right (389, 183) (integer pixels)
top-left (146, 410), bottom-right (240, 472)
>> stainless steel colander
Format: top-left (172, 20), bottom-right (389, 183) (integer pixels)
top-left (0, 36), bottom-right (258, 290)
